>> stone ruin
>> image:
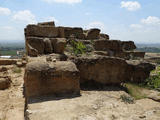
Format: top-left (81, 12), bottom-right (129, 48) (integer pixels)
top-left (24, 21), bottom-right (155, 98)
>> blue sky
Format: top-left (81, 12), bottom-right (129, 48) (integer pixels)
top-left (0, 0), bottom-right (160, 43)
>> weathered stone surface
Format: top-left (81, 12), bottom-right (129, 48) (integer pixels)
top-left (121, 41), bottom-right (136, 51)
top-left (26, 37), bottom-right (44, 56)
top-left (115, 51), bottom-right (145, 60)
top-left (46, 53), bottom-right (68, 62)
top-left (50, 38), bottom-right (66, 54)
top-left (72, 55), bottom-right (155, 85)
top-left (24, 61), bottom-right (80, 98)
top-left (94, 51), bottom-right (109, 56)
top-left (73, 55), bottom-right (128, 84)
top-left (58, 27), bottom-right (84, 39)
top-left (16, 61), bottom-right (23, 67)
top-left (25, 25), bottom-right (59, 37)
top-left (86, 28), bottom-right (100, 40)
top-left (37, 21), bottom-right (55, 27)
top-left (94, 40), bottom-right (122, 51)
top-left (0, 77), bottom-right (11, 90)
top-left (99, 33), bottom-right (110, 40)
top-left (126, 60), bottom-right (155, 83)
top-left (0, 59), bottom-right (17, 65)
top-left (44, 38), bottom-right (53, 54)
top-left (132, 51), bottom-right (145, 58)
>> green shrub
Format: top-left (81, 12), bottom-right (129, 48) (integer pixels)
top-left (145, 73), bottom-right (160, 90)
top-left (120, 94), bottom-right (135, 104)
top-left (70, 40), bottom-right (86, 56)
top-left (122, 83), bottom-right (147, 100)
top-left (12, 67), bottom-right (22, 73)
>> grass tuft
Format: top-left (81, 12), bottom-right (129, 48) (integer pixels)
top-left (12, 66), bottom-right (22, 73)
top-left (120, 94), bottom-right (135, 104)
top-left (122, 83), bottom-right (147, 100)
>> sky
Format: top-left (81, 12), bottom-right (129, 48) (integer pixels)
top-left (0, 0), bottom-right (160, 43)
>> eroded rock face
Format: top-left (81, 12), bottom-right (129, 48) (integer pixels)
top-left (86, 28), bottom-right (101, 40)
top-left (37, 21), bottom-right (55, 27)
top-left (72, 55), bottom-right (155, 85)
top-left (73, 55), bottom-right (128, 84)
top-left (25, 25), bottom-right (59, 38)
top-left (126, 61), bottom-right (155, 83)
top-left (99, 33), bottom-right (110, 40)
top-left (115, 51), bottom-right (145, 60)
top-left (24, 61), bottom-right (80, 98)
top-left (121, 41), bottom-right (136, 51)
top-left (26, 37), bottom-right (66, 56)
top-left (26, 37), bottom-right (45, 56)
top-left (94, 40), bottom-right (123, 52)
top-left (50, 38), bottom-right (66, 54)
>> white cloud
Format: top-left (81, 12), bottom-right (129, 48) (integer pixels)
top-left (130, 24), bottom-right (142, 29)
top-left (44, 16), bottom-right (59, 24)
top-left (121, 1), bottom-right (141, 11)
top-left (87, 21), bottom-right (105, 31)
top-left (43, 0), bottom-right (82, 4)
top-left (0, 7), bottom-right (11, 15)
top-left (128, 16), bottom-right (160, 43)
top-left (13, 10), bottom-right (37, 24)
top-left (141, 16), bottom-right (160, 25)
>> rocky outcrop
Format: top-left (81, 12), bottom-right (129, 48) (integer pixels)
top-left (99, 33), bottom-right (110, 39)
top-left (25, 25), bottom-right (59, 38)
top-left (37, 21), bottom-right (55, 27)
top-left (26, 37), bottom-right (66, 56)
top-left (24, 61), bottom-right (80, 98)
top-left (73, 55), bottom-right (128, 84)
top-left (126, 60), bottom-right (155, 83)
top-left (86, 28), bottom-right (101, 40)
top-left (24, 21), bottom-right (155, 96)
top-left (72, 55), bottom-right (155, 85)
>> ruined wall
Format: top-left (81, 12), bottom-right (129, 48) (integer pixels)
top-left (25, 21), bottom-right (144, 60)
top-left (24, 21), bottom-right (154, 98)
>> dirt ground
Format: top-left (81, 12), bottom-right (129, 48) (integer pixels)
top-left (0, 57), bottom-right (160, 120)
top-left (0, 65), bottom-right (25, 120)
top-left (26, 88), bottom-right (160, 120)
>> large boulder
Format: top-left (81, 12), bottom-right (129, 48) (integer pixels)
top-left (58, 27), bottom-right (85, 39)
top-left (50, 38), bottom-right (66, 54)
top-left (43, 38), bottom-right (53, 54)
top-left (73, 55), bottom-right (128, 84)
top-left (0, 76), bottom-right (11, 90)
top-left (94, 40), bottom-right (122, 52)
top-left (26, 37), bottom-right (66, 56)
top-left (25, 25), bottom-right (59, 38)
top-left (114, 51), bottom-right (145, 60)
top-left (37, 21), bottom-right (55, 27)
top-left (24, 61), bottom-right (80, 98)
top-left (99, 33), bottom-right (110, 40)
top-left (121, 41), bottom-right (136, 51)
top-left (86, 28), bottom-right (100, 40)
top-left (72, 55), bottom-right (155, 86)
top-left (126, 60), bottom-right (155, 83)
top-left (26, 37), bottom-right (45, 56)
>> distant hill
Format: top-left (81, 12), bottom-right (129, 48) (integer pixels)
top-left (136, 43), bottom-right (160, 53)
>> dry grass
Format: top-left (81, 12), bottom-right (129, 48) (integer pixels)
top-left (123, 83), bottom-right (147, 100)
top-left (12, 66), bottom-right (22, 73)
